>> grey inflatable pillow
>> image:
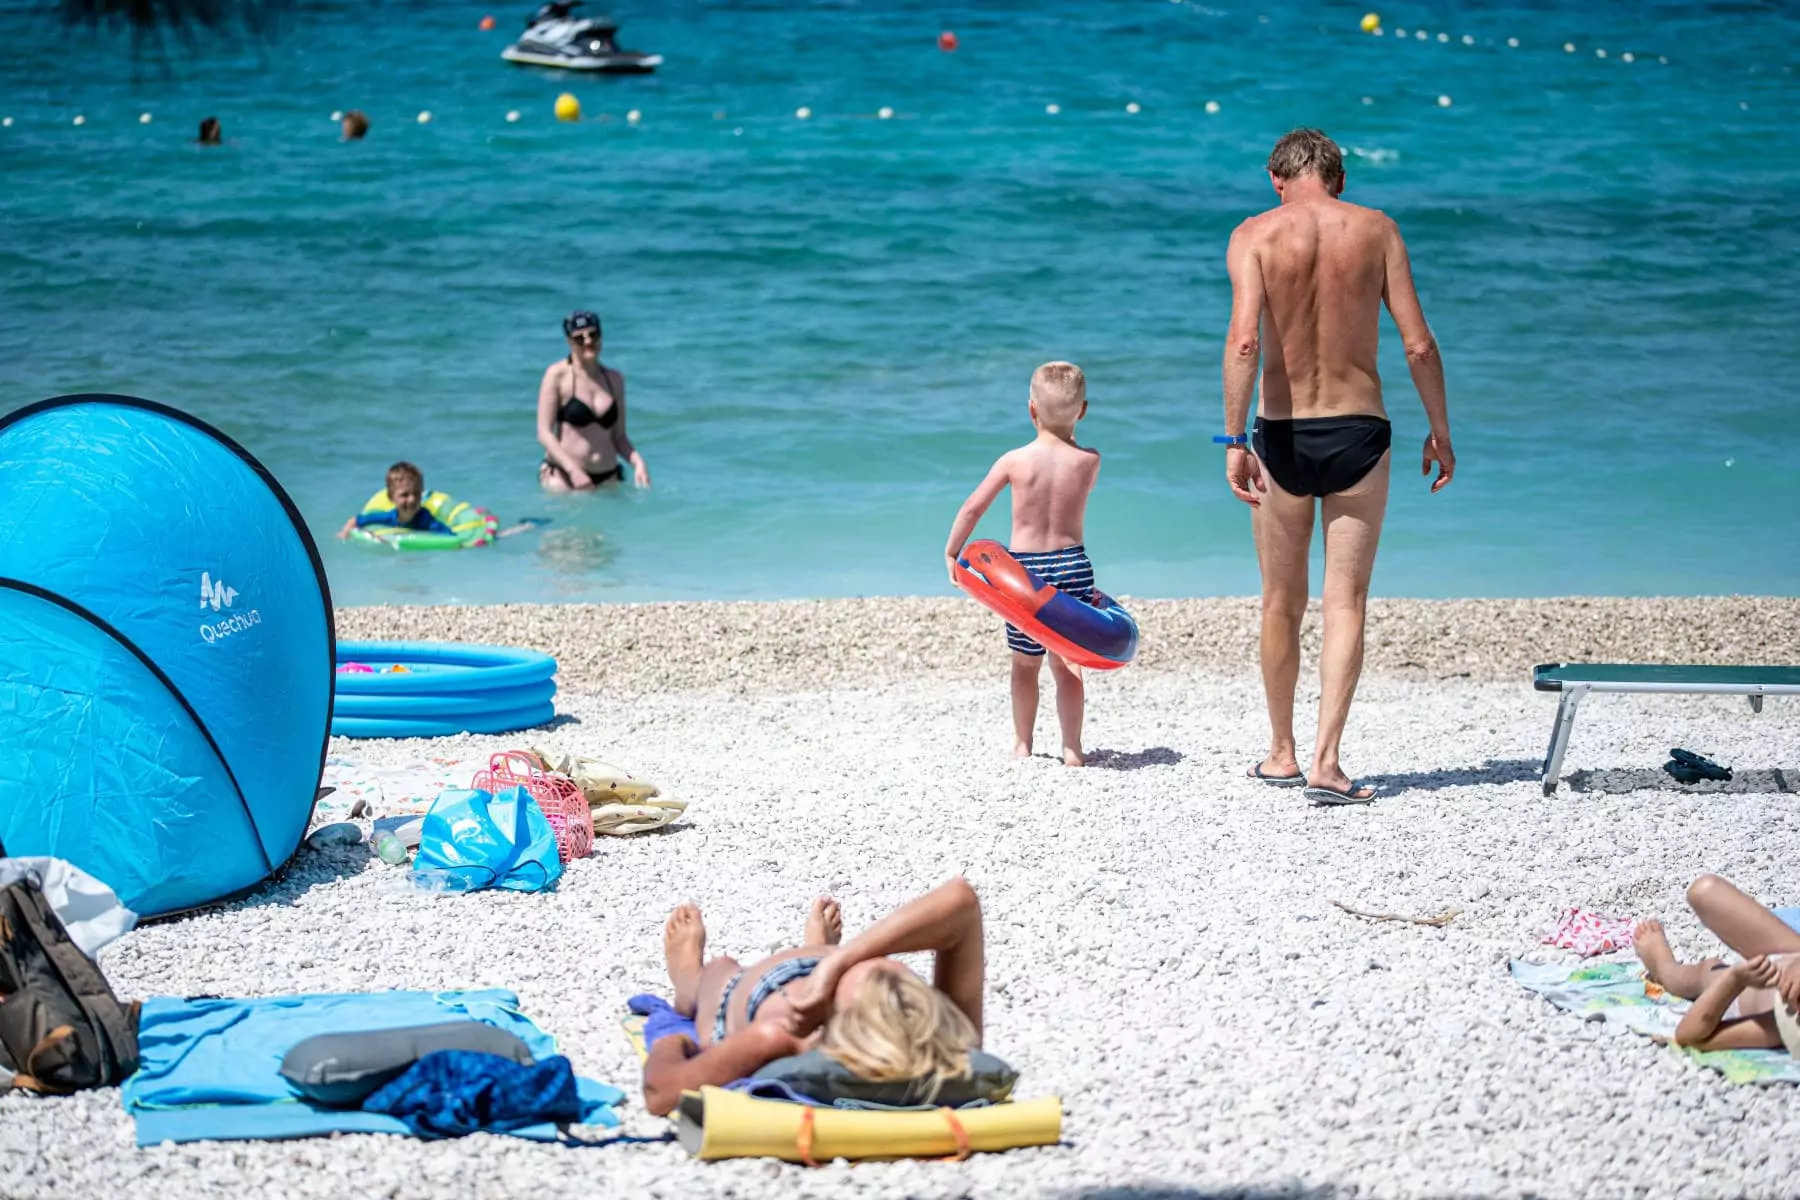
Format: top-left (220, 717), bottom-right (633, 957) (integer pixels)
top-left (280, 1022), bottom-right (535, 1107)
top-left (754, 1048), bottom-right (1018, 1108)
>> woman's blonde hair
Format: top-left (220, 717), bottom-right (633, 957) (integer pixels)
top-left (819, 969), bottom-right (977, 1101)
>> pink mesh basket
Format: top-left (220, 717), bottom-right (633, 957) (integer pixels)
top-left (471, 750), bottom-right (593, 863)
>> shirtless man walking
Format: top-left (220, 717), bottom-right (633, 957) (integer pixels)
top-left (1220, 128), bottom-right (1454, 804)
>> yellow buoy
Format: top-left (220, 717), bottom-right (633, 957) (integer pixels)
top-left (554, 92), bottom-right (581, 122)
top-left (1360, 12), bottom-right (1380, 33)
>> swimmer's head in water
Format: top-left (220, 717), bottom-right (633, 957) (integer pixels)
top-left (563, 309), bottom-right (602, 352)
top-left (819, 966), bottom-right (977, 1101)
top-left (1029, 360), bottom-right (1088, 436)
top-left (385, 460), bottom-right (425, 522)
top-left (197, 116), bottom-right (221, 144)
top-left (1267, 127), bottom-right (1345, 194)
top-left (341, 110), bottom-right (370, 141)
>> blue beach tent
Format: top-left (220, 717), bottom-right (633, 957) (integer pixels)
top-left (0, 395), bottom-right (334, 917)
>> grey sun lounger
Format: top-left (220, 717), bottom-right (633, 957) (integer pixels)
top-left (1534, 663), bottom-right (1800, 794)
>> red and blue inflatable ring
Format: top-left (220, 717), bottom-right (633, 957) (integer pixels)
top-left (952, 540), bottom-right (1139, 670)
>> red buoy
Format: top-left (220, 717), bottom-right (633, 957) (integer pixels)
top-left (479, 14), bottom-right (495, 29)
top-left (938, 30), bottom-right (958, 52)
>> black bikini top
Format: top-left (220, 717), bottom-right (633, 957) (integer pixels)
top-left (558, 360), bottom-right (619, 430)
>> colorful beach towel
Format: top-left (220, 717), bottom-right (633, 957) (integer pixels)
top-left (1511, 959), bottom-right (1800, 1085)
top-left (1541, 908), bottom-right (1638, 957)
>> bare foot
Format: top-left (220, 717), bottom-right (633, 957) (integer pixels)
top-left (664, 903), bottom-right (707, 1017)
top-left (1011, 740), bottom-right (1032, 760)
top-left (805, 896), bottom-right (843, 946)
top-left (1632, 917), bottom-right (1725, 999)
top-left (1062, 746), bottom-right (1085, 767)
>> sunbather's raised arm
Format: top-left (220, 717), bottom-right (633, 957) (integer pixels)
top-left (797, 878), bottom-right (986, 1039)
top-left (642, 1022), bottom-right (802, 1116)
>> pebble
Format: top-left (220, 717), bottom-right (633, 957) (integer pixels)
top-left (3, 605), bottom-right (1796, 1195)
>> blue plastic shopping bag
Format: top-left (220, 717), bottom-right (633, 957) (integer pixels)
top-left (412, 787), bottom-right (563, 894)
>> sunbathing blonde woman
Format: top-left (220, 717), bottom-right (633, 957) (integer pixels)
top-left (643, 877), bottom-right (985, 1116)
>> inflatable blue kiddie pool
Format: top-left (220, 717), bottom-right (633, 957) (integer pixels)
top-left (332, 642), bottom-right (557, 738)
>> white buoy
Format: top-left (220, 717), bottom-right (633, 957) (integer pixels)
top-left (1595, 48), bottom-right (1607, 59)
top-left (627, 109), bottom-right (641, 123)
top-left (417, 110), bottom-right (432, 123)
top-left (2, 117), bottom-right (12, 127)
top-left (1740, 101), bottom-right (1750, 110)
top-left (506, 110), bottom-right (521, 122)
top-left (1045, 103), bottom-right (1061, 115)
top-left (1414, 29), bottom-right (1427, 40)
top-left (1658, 55), bottom-right (1667, 63)
top-left (1436, 32), bottom-right (1448, 42)
top-left (73, 115), bottom-right (85, 126)
top-left (1125, 101), bottom-right (1141, 114)
top-left (1437, 94), bottom-right (1452, 107)
top-left (733, 126), bottom-right (742, 135)
top-left (1204, 100), bottom-right (1221, 114)
top-left (1461, 34), bottom-right (1473, 45)
top-left (795, 106), bottom-right (811, 119)
top-left (877, 106), bottom-right (894, 119)
top-left (1563, 42), bottom-right (1575, 53)
top-left (139, 112), bottom-right (153, 124)
top-left (1394, 27), bottom-right (1406, 36)
top-left (1372, 26), bottom-right (1383, 36)
top-left (331, 110), bottom-right (344, 121)
top-left (1361, 95), bottom-right (1374, 105)
top-left (1507, 36), bottom-right (1519, 47)
top-left (1621, 52), bottom-right (1635, 63)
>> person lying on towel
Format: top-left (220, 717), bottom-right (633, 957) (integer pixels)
top-left (643, 877), bottom-right (985, 1116)
top-left (1634, 873), bottom-right (1800, 1053)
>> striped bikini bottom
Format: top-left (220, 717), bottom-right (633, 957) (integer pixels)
top-left (713, 956), bottom-right (823, 1044)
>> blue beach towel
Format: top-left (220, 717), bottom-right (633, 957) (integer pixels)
top-left (124, 989), bottom-right (623, 1146)
top-left (363, 1050), bottom-right (584, 1139)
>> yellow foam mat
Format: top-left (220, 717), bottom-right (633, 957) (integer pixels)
top-left (673, 1086), bottom-right (1063, 1163)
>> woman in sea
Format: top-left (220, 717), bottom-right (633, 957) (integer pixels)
top-left (643, 877), bottom-right (986, 1115)
top-left (536, 309), bottom-right (651, 491)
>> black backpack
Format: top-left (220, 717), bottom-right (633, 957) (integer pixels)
top-left (0, 875), bottom-right (140, 1094)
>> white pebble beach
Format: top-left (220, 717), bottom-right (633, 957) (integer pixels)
top-left (4, 596), bottom-right (1798, 1199)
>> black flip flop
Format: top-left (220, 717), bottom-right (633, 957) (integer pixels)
top-left (1247, 763), bottom-right (1307, 787)
top-left (1304, 781), bottom-right (1375, 806)
top-left (1665, 748), bottom-right (1733, 784)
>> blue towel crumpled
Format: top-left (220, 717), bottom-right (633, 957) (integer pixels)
top-left (628, 993), bottom-right (698, 1051)
top-left (362, 1050), bottom-right (584, 1139)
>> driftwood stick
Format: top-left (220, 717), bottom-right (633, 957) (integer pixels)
top-left (1331, 900), bottom-right (1460, 928)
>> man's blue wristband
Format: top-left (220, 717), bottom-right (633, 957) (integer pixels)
top-left (1212, 434), bottom-right (1249, 447)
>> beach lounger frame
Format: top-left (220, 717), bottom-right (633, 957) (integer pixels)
top-left (1533, 663), bottom-right (1800, 794)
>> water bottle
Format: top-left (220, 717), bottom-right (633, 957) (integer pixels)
top-left (306, 822), bottom-right (363, 849)
top-left (372, 831), bottom-right (409, 866)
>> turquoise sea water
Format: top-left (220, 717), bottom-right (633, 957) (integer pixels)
top-left (2, 0), bottom-right (1796, 605)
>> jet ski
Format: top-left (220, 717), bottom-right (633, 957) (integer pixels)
top-left (501, 1), bottom-right (662, 73)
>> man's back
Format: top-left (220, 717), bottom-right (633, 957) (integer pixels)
top-left (1239, 198), bottom-right (1393, 419)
